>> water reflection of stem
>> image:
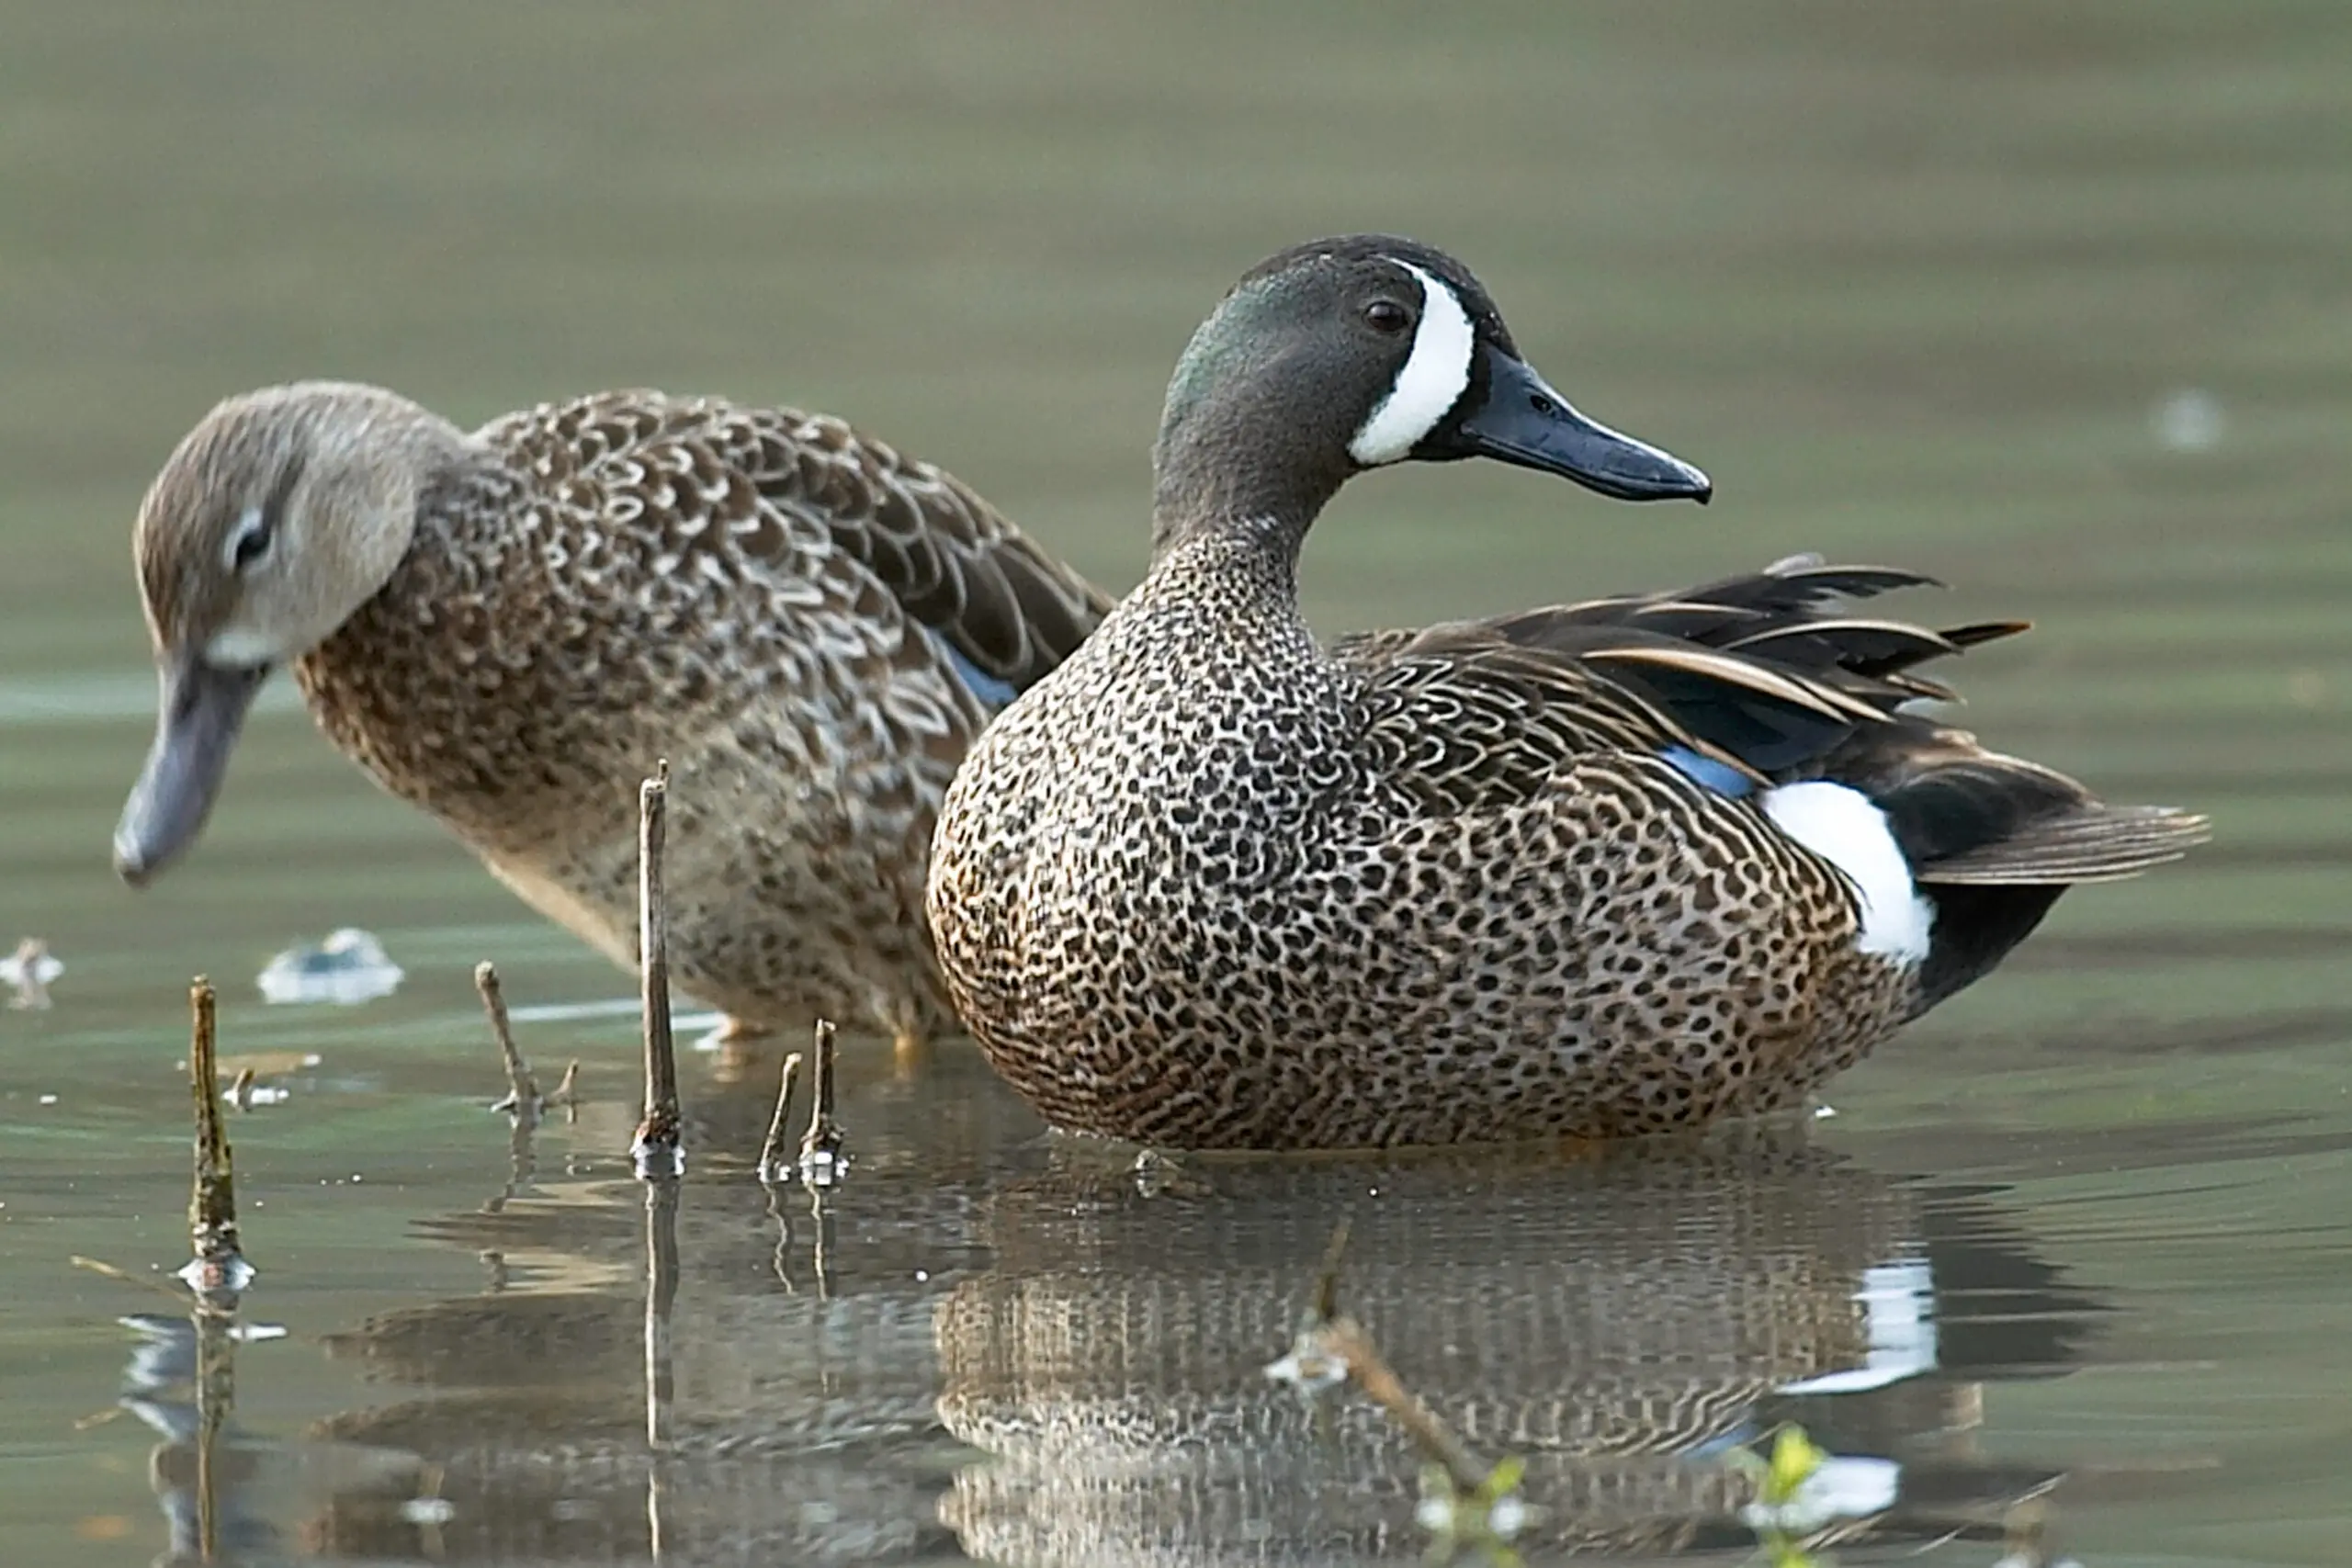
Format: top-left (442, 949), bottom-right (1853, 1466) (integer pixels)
top-left (762, 1178), bottom-right (797, 1291)
top-left (647, 1460), bottom-right (670, 1564)
top-left (631, 761), bottom-right (684, 1177)
top-left (493, 1109), bottom-right (537, 1213)
top-left (808, 1183), bottom-right (834, 1302)
top-left (193, 1304), bottom-right (236, 1562)
top-left (643, 1174), bottom-right (680, 1450)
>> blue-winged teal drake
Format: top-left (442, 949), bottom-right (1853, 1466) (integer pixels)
top-left (925, 235), bottom-right (2210, 1149)
top-left (116, 382), bottom-right (1112, 1052)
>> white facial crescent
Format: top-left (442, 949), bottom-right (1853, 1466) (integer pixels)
top-left (1347, 261), bottom-right (1476, 467)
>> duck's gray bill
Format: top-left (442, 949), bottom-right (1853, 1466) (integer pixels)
top-left (1434, 345), bottom-right (1713, 504)
top-left (114, 657), bottom-right (269, 886)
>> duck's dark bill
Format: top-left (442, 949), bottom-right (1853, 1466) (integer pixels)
top-left (1434, 345), bottom-right (1713, 503)
top-left (113, 657), bottom-right (271, 886)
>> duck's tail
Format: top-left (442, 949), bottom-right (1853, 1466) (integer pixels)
top-left (1829, 735), bottom-right (2211, 1011)
top-left (1467, 552), bottom-right (2213, 1010)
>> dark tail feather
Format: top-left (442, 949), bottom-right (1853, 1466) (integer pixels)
top-left (1834, 732), bottom-right (2211, 1010)
top-left (1902, 800), bottom-right (2208, 1011)
top-left (1914, 802), bottom-right (2211, 885)
top-left (1910, 883), bottom-right (2068, 1016)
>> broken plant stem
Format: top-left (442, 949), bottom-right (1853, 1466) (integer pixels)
top-left (1320, 1316), bottom-right (1487, 1495)
top-left (758, 1051), bottom-right (804, 1182)
top-left (1270, 1220), bottom-right (1508, 1507)
top-left (474, 960), bottom-right (540, 1115)
top-left (548, 1060), bottom-right (581, 1118)
top-left (184, 978), bottom-right (250, 1300)
top-left (798, 1019), bottom-right (845, 1186)
top-left (630, 761), bottom-right (684, 1178)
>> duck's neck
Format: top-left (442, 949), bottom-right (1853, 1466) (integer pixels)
top-left (1141, 525), bottom-right (1304, 620)
top-left (1148, 376), bottom-right (1349, 570)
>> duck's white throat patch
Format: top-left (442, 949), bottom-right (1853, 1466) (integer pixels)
top-left (204, 626), bottom-right (282, 669)
top-left (1761, 781), bottom-right (1934, 964)
top-left (1348, 262), bottom-right (1476, 466)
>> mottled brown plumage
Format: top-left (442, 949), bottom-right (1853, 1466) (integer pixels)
top-left (118, 381), bottom-right (1112, 1046)
top-left (924, 236), bottom-right (2208, 1150)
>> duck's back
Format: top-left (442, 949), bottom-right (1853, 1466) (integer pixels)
top-left (297, 390), bottom-right (1110, 1039)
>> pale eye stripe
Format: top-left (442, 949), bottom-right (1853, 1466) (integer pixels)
top-left (1348, 261), bottom-right (1476, 467)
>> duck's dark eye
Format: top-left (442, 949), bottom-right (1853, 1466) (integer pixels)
top-left (1363, 299), bottom-right (1411, 334)
top-left (230, 516), bottom-right (273, 572)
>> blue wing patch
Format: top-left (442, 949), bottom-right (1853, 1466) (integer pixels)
top-left (926, 626), bottom-right (1022, 710)
top-left (1659, 744), bottom-right (1758, 799)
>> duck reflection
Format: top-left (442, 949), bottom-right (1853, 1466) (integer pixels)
top-left (936, 1123), bottom-right (2099, 1564)
top-left (237, 1049), bottom-right (2096, 1566)
top-left (291, 1045), bottom-right (1026, 1564)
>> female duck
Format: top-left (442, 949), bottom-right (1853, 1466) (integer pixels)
top-left (117, 384), bottom-right (1111, 1053)
top-left (925, 235), bottom-right (2207, 1149)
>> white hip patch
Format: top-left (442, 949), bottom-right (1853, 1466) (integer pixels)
top-left (1761, 781), bottom-right (1933, 964)
top-left (1348, 261), bottom-right (1475, 466)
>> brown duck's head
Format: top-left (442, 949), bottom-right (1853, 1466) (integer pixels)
top-left (114, 381), bottom-right (466, 886)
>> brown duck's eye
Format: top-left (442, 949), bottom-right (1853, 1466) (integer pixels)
top-left (230, 515), bottom-right (273, 572)
top-left (1363, 299), bottom-right (1411, 334)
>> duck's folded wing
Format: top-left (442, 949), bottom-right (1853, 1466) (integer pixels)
top-left (1340, 624), bottom-right (1860, 811)
top-left (1449, 553), bottom-right (2030, 708)
top-left (784, 418), bottom-right (1116, 702)
top-left (1336, 570), bottom-right (1911, 795)
top-left (499, 394), bottom-right (1115, 705)
top-left (1337, 553), bottom-right (2206, 877)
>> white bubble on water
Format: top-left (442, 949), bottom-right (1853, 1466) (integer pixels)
top-left (2154, 388), bottom-right (2226, 453)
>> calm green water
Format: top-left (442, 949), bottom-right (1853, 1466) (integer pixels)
top-left (2, 4), bottom-right (2348, 1563)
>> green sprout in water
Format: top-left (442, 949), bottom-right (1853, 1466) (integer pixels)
top-left (1415, 1453), bottom-right (1537, 1567)
top-left (1728, 1423), bottom-right (1834, 1568)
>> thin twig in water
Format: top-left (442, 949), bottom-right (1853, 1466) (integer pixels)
top-left (475, 960), bottom-right (540, 1115)
top-left (1318, 1318), bottom-right (1487, 1495)
top-left (183, 978), bottom-right (252, 1302)
top-left (630, 761), bottom-right (684, 1178)
top-left (548, 1060), bottom-right (582, 1119)
top-left (758, 1052), bottom-right (804, 1182)
top-left (1266, 1220), bottom-right (1538, 1558)
top-left (798, 1019), bottom-right (846, 1186)
top-left (1309, 1216), bottom-right (1351, 1325)
top-left (70, 1255), bottom-right (191, 1305)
